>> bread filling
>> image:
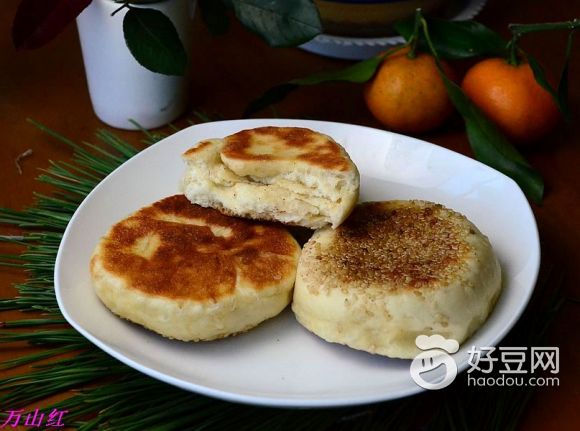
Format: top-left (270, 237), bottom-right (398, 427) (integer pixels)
top-left (182, 139), bottom-right (357, 228)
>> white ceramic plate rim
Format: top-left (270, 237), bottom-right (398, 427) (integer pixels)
top-left (55, 119), bottom-right (540, 407)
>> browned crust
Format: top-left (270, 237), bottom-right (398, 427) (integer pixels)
top-left (93, 195), bottom-right (300, 301)
top-left (310, 201), bottom-right (475, 290)
top-left (221, 127), bottom-right (352, 172)
top-left (182, 140), bottom-right (213, 157)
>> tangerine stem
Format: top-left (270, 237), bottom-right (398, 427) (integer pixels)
top-left (407, 8), bottom-right (423, 59)
top-left (417, 16), bottom-right (439, 62)
top-left (509, 19), bottom-right (580, 35)
top-left (506, 35), bottom-right (521, 66)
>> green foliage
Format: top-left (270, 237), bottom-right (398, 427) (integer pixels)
top-left (123, 7), bottom-right (187, 76)
top-left (230, 0), bottom-right (322, 47)
top-left (525, 30), bottom-right (575, 120)
top-left (244, 51), bottom-right (393, 116)
top-left (395, 18), bottom-right (507, 59)
top-left (12, 0), bottom-right (322, 77)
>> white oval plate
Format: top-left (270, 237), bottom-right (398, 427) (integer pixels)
top-left (55, 119), bottom-right (540, 407)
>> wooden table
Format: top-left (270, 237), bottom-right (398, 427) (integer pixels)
top-left (1, 0), bottom-right (578, 429)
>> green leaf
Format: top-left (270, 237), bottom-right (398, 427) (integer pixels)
top-left (395, 18), bottom-right (507, 59)
top-left (123, 7), bottom-right (187, 76)
top-left (556, 29), bottom-right (575, 120)
top-left (231, 0), bottom-right (322, 47)
top-left (509, 22), bottom-right (577, 120)
top-left (526, 54), bottom-right (567, 119)
top-left (557, 30), bottom-right (575, 119)
top-left (199, 0), bottom-right (230, 36)
top-left (293, 55), bottom-right (385, 85)
top-left (245, 52), bottom-right (388, 116)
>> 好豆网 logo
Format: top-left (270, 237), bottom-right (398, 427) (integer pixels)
top-left (410, 335), bottom-right (560, 390)
top-left (410, 334), bottom-right (459, 390)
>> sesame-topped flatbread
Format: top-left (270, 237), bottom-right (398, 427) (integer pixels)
top-left (292, 200), bottom-right (502, 358)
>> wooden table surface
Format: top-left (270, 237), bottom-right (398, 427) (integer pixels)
top-left (1, 0), bottom-right (578, 429)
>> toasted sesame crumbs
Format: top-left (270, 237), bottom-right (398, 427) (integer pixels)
top-left (316, 201), bottom-right (473, 289)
